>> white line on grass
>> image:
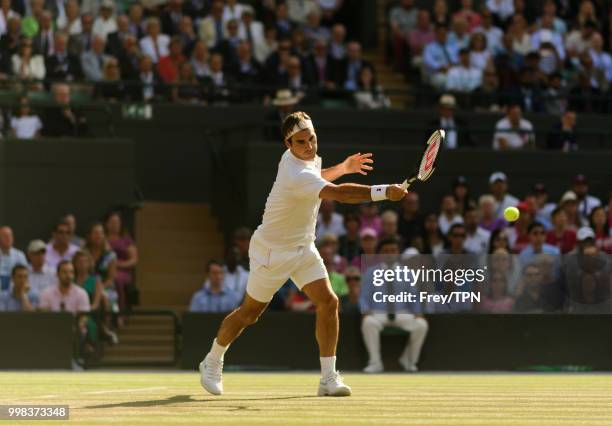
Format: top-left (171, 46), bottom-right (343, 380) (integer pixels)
top-left (30, 386), bottom-right (168, 399)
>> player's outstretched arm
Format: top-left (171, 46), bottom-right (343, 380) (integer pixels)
top-left (320, 183), bottom-right (407, 204)
top-left (321, 153), bottom-right (373, 182)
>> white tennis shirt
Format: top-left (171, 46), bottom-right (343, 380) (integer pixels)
top-left (254, 149), bottom-right (329, 249)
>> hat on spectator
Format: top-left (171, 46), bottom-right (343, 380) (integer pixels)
top-left (517, 201), bottom-right (533, 213)
top-left (100, 0), bottom-right (114, 9)
top-left (560, 190), bottom-right (577, 204)
top-left (489, 171), bottom-right (507, 184)
top-left (27, 239), bottom-right (47, 253)
top-left (577, 227), bottom-right (595, 242)
top-left (573, 174), bottom-right (587, 185)
top-left (401, 247), bottom-right (419, 261)
top-left (272, 89), bottom-right (299, 106)
top-left (439, 94), bottom-right (456, 108)
top-left (359, 228), bottom-right (377, 239)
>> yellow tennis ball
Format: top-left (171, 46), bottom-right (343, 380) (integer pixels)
top-left (504, 206), bottom-right (520, 222)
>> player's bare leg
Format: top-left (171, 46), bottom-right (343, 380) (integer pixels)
top-left (200, 295), bottom-right (268, 395)
top-left (302, 278), bottom-right (351, 397)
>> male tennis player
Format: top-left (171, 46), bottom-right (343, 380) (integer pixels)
top-left (200, 111), bottom-right (407, 397)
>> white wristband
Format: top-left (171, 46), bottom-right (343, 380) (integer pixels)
top-left (371, 185), bottom-right (389, 202)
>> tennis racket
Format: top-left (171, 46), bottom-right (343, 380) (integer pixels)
top-left (399, 129), bottom-right (444, 191)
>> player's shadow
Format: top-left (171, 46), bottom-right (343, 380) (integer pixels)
top-left (84, 394), bottom-right (316, 410)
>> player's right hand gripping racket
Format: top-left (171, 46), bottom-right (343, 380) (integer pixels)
top-left (400, 129), bottom-right (444, 191)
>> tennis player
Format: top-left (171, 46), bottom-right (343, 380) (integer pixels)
top-left (200, 111), bottom-right (407, 397)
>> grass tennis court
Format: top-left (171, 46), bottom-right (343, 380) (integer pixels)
top-left (1, 372), bottom-right (611, 425)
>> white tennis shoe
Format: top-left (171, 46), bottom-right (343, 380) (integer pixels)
top-left (200, 354), bottom-right (224, 395)
top-left (317, 371), bottom-right (352, 397)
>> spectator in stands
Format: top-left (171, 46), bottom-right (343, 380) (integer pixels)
top-left (559, 190), bottom-right (581, 230)
top-left (519, 222), bottom-right (560, 266)
top-left (10, 96), bottom-right (42, 139)
top-left (274, 3), bottom-right (292, 39)
top-left (438, 194), bottom-right (463, 235)
top-left (45, 221), bottom-right (79, 270)
top-left (338, 212), bottom-right (361, 263)
top-left (431, 0), bottom-right (449, 27)
top-left (566, 21), bottom-right (597, 59)
top-left (45, 32), bottom-right (82, 81)
top-left (39, 260), bottom-right (91, 314)
top-left (389, 0), bottom-right (417, 71)
top-left (104, 14), bottom-right (130, 57)
top-left (254, 25), bottom-right (277, 65)
top-left (487, 246), bottom-right (521, 296)
top-left (92, 0), bottom-right (117, 42)
top-left (84, 223), bottom-right (117, 308)
top-left (0, 265), bottom-right (37, 311)
top-left (62, 214), bottom-right (83, 247)
top-left (222, 246), bottom-right (248, 300)
top-left (590, 206), bottom-right (611, 254)
top-left (423, 23), bottom-right (459, 90)
top-left (174, 16), bottom-right (197, 57)
top-left (132, 55), bottom-right (159, 102)
top-left (233, 227), bottom-right (251, 271)
top-left (157, 36), bottom-right (186, 83)
top-left (328, 23), bottom-right (346, 61)
top-left (303, 8), bottom-right (330, 48)
top-left (446, 47), bottom-right (482, 92)
top-left (359, 202), bottom-right (382, 235)
top-left (508, 14), bottom-right (531, 56)
top-left (513, 263), bottom-right (544, 313)
top-left (26, 239), bottom-right (56, 296)
top-left (427, 94), bottom-right (472, 149)
top-left (173, 62), bottom-right (203, 103)
top-left (360, 237), bottom-right (428, 373)
top-left (546, 110), bottom-right (577, 151)
top-left (507, 202), bottom-right (533, 253)
top-left (478, 270), bottom-right (514, 313)
top-left (68, 14), bottom-right (94, 56)
top-left (304, 38), bottom-right (334, 88)
top-left (421, 212), bottom-right (445, 255)
top-left (216, 18), bottom-right (242, 66)
top-left (43, 83), bottom-right (89, 137)
top-left (81, 35), bottom-right (110, 82)
top-left (464, 205), bottom-right (490, 254)
top-left (0, 0), bottom-right (18, 37)
top-left (12, 37), bottom-right (45, 81)
top-left (448, 15), bottom-right (470, 50)
top-left (239, 6), bottom-right (264, 52)
top-left (0, 226), bottom-right (28, 291)
top-left (569, 69), bottom-right (603, 114)
top-left (589, 33), bottom-right (612, 85)
top-left (199, 0), bottom-right (225, 49)
top-left (572, 174), bottom-right (601, 223)
top-left (318, 239), bottom-right (348, 296)
top-left (316, 199), bottom-right (345, 241)
top-left (351, 227), bottom-right (378, 269)
top-left (531, 14), bottom-right (566, 61)
top-left (532, 183), bottom-right (556, 225)
top-left (492, 104), bottom-right (535, 150)
top-left (189, 260), bottom-right (240, 312)
top-left (478, 194), bottom-right (506, 232)
top-left (32, 11), bottom-right (55, 58)
top-left (488, 228), bottom-right (511, 254)
top-left (475, 8), bottom-right (502, 54)
top-left (543, 72), bottom-right (568, 115)
top-left (58, 0), bottom-right (82, 35)
top-left (0, 17), bottom-right (22, 69)
top-left (140, 17), bottom-right (170, 64)
top-left (380, 210), bottom-right (401, 244)
top-left (469, 32), bottom-right (491, 71)
top-left (95, 57), bottom-right (127, 101)
top-left (517, 68), bottom-right (545, 113)
top-left (337, 41), bottom-right (370, 91)
top-left (407, 9), bottom-right (434, 71)
top-left (398, 191), bottom-right (424, 248)
top-left (287, 0), bottom-right (318, 25)
top-left (203, 52), bottom-right (231, 104)
top-left (354, 65), bottom-right (390, 109)
top-left (190, 40), bottom-right (210, 80)
top-left (545, 207), bottom-right (577, 254)
top-left (488, 172), bottom-right (519, 218)
top-left (340, 266), bottom-right (361, 313)
top-left (116, 34), bottom-right (139, 81)
top-left (318, 233), bottom-right (347, 273)
top-left (161, 0), bottom-right (185, 36)
top-left (22, 0), bottom-right (43, 38)
top-left (128, 3), bottom-right (146, 40)
top-left (105, 212), bottom-right (138, 312)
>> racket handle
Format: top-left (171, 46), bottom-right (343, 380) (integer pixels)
top-left (400, 180), bottom-right (409, 191)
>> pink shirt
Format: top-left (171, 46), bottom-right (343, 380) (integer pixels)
top-left (45, 243), bottom-right (80, 269)
top-left (39, 284), bottom-right (91, 314)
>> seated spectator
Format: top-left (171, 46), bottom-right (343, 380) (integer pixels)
top-left (232, 227), bottom-right (251, 271)
top-left (0, 17), bottom-right (22, 69)
top-left (318, 241), bottom-right (348, 296)
top-left (453, 0), bottom-right (482, 32)
top-left (423, 23), bottom-right (459, 90)
top-left (287, 0), bottom-right (319, 25)
top-left (140, 17), bottom-right (170, 64)
top-left (488, 171), bottom-right (519, 218)
top-left (131, 55), bottom-right (160, 103)
top-left (26, 239), bottom-right (56, 295)
top-left (303, 38), bottom-right (334, 88)
top-left (318, 233), bottom-right (348, 274)
top-left (427, 94), bottom-right (472, 148)
top-left (338, 213), bottom-right (361, 263)
top-left (508, 14), bottom-right (532, 56)
top-left (105, 212), bottom-right (138, 312)
top-left (238, 7), bottom-right (264, 53)
top-left (0, 265), bottom-right (37, 311)
top-left (0, 226), bottom-right (27, 291)
top-left (117, 35), bottom-right (140, 81)
top-left (328, 23), bottom-right (346, 61)
top-left (532, 183), bottom-right (556, 225)
top-left (543, 72), bottom-right (568, 115)
top-left (340, 266), bottom-right (361, 313)
top-left (84, 223), bottom-right (118, 312)
top-left (316, 199), bottom-right (345, 241)
top-left (202, 52), bottom-right (231, 104)
top-left (569, 69), bottom-right (602, 114)
top-left (222, 246), bottom-right (248, 300)
top-left (127, 3), bottom-right (146, 40)
top-left (531, 14), bottom-right (566, 61)
top-left (161, 0), bottom-right (184, 35)
top-left (227, 41), bottom-right (261, 90)
top-left (559, 190), bottom-right (581, 230)
top-left (190, 40), bottom-right (211, 81)
top-left (545, 207), bottom-right (577, 254)
top-left (513, 263), bottom-right (544, 313)
top-left (176, 16), bottom-right (197, 57)
top-left (446, 47), bottom-right (482, 92)
top-left (198, 0), bottom-right (225, 49)
top-left (590, 206), bottom-right (612, 254)
top-left (517, 68), bottom-right (545, 113)
top-left (448, 15), bottom-right (470, 50)
top-left (566, 21), bottom-right (596, 59)
top-left (407, 9), bottom-right (435, 70)
top-left (398, 192), bottom-right (424, 248)
top-left (389, 0), bottom-right (418, 71)
top-left (351, 227), bottom-right (378, 269)
top-left (572, 174), bottom-right (601, 224)
top-left (492, 104), bottom-right (535, 150)
top-left (464, 206), bottom-right (490, 254)
top-left (42, 83), bottom-right (89, 137)
top-left (478, 194), bottom-right (506, 232)
top-left (254, 25), bottom-right (278, 65)
top-left (68, 14), bottom-right (94, 56)
top-left (81, 35), bottom-right (111, 82)
top-left (32, 11), bottom-right (55, 58)
top-left (431, 0), bottom-right (450, 26)
top-left (215, 18), bottom-right (242, 66)
top-left (45, 220), bottom-right (80, 270)
top-left (519, 222), bottom-right (560, 266)
top-left (474, 8), bottom-right (503, 54)
top-left (546, 110), bottom-right (577, 151)
top-left (10, 97), bottom-right (42, 139)
top-left (488, 229), bottom-right (512, 254)
top-left (354, 65), bottom-right (390, 109)
top-left (360, 237), bottom-right (428, 373)
top-left (173, 62), bottom-right (203, 103)
top-left (12, 37), bottom-right (45, 80)
top-left (469, 32), bottom-right (491, 71)
top-left (45, 32), bottom-right (82, 82)
top-left (302, 8), bottom-right (330, 48)
top-left (105, 14), bottom-right (132, 58)
top-left (488, 246), bottom-right (521, 295)
top-left (189, 260), bottom-right (240, 312)
top-left (380, 210), bottom-right (401, 244)
top-left (438, 194), bottom-right (463, 235)
top-left (421, 212), bottom-right (445, 255)
top-left (478, 270), bottom-right (514, 313)
top-left (157, 36), bottom-right (186, 83)
top-left (337, 41), bottom-right (371, 91)
top-left (589, 33), bottom-right (612, 85)
top-left (39, 260), bottom-right (91, 314)
top-left (359, 202), bottom-right (382, 235)
top-left (94, 57), bottom-right (127, 101)
top-left (507, 202), bottom-right (533, 254)
top-left (92, 0), bottom-right (117, 41)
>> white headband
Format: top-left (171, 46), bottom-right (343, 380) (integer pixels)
top-left (285, 119), bottom-right (314, 140)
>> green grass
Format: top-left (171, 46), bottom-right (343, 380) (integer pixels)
top-left (1, 372), bottom-right (611, 425)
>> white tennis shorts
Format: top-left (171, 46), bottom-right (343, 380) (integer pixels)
top-left (246, 234), bottom-right (327, 303)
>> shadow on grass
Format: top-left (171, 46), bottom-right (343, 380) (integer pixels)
top-left (84, 394), bottom-right (317, 410)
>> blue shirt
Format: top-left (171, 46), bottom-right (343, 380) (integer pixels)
top-left (0, 291), bottom-right (39, 311)
top-left (423, 40), bottom-right (459, 72)
top-left (189, 287), bottom-right (240, 313)
top-left (519, 244), bottom-right (560, 266)
top-left (359, 262), bottom-right (422, 314)
top-left (0, 248), bottom-right (28, 291)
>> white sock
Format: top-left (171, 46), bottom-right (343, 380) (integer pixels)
top-left (208, 338), bottom-right (228, 361)
top-left (320, 356), bottom-right (336, 378)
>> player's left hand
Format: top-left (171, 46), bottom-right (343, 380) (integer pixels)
top-left (343, 152), bottom-right (373, 175)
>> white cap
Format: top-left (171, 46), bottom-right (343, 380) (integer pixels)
top-left (489, 171), bottom-right (507, 184)
top-left (577, 227), bottom-right (595, 241)
top-left (401, 247), bottom-right (420, 261)
top-left (560, 190), bottom-right (578, 204)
